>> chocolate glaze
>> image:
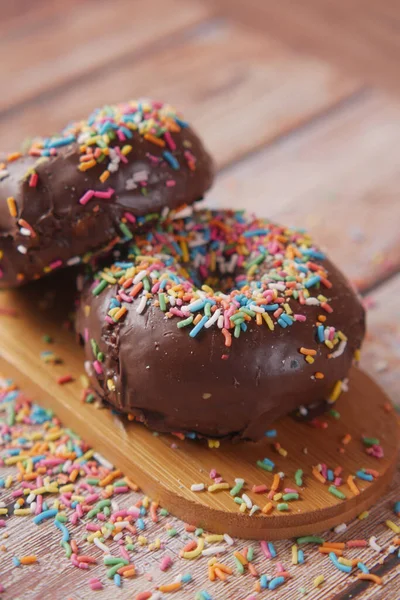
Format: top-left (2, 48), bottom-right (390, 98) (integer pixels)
top-left (76, 209), bottom-right (365, 441)
top-left (0, 101), bottom-right (214, 287)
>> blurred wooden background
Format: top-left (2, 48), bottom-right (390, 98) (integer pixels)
top-left (0, 1), bottom-right (399, 598)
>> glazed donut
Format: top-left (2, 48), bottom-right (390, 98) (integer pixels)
top-left (0, 100), bottom-right (213, 287)
top-left (76, 208), bottom-right (365, 441)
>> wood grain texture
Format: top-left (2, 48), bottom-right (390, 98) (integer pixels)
top-left (210, 91), bottom-right (400, 290)
top-left (213, 0), bottom-right (400, 95)
top-left (0, 20), bottom-right (360, 169)
top-left (0, 0), bottom-right (211, 114)
top-left (0, 278), bottom-right (399, 540)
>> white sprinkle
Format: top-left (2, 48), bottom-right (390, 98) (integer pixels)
top-left (84, 361), bottom-right (93, 377)
top-left (132, 170), bottom-right (148, 182)
top-left (149, 592), bottom-right (163, 600)
top-left (93, 452), bottom-right (114, 470)
top-left (115, 521), bottom-right (130, 528)
top-left (172, 206), bottom-right (193, 220)
top-left (201, 546), bottom-right (226, 557)
top-left (235, 478), bottom-right (245, 485)
top-left (242, 493), bottom-right (252, 509)
top-left (0, 170), bottom-right (9, 181)
top-left (94, 537), bottom-right (111, 553)
top-left (268, 282), bottom-right (286, 291)
top-left (334, 523), bottom-right (347, 534)
top-left (133, 270), bottom-right (148, 285)
top-left (67, 256), bottom-right (81, 267)
top-left (251, 305), bottom-right (265, 313)
top-left (250, 505), bottom-right (260, 516)
top-left (278, 472), bottom-right (285, 479)
top-left (341, 378), bottom-right (349, 392)
top-left (17, 245), bottom-right (27, 254)
top-left (369, 536), bottom-right (382, 553)
top-left (136, 295), bottom-right (147, 315)
top-left (19, 227), bottom-right (31, 237)
top-left (388, 544), bottom-right (397, 554)
top-left (114, 532), bottom-right (123, 542)
top-left (111, 501), bottom-right (119, 512)
top-left (299, 406), bottom-right (308, 416)
top-left (190, 483), bottom-right (205, 492)
top-left (330, 340), bottom-right (347, 359)
top-left (30, 502), bottom-right (37, 514)
top-left (204, 309), bottom-right (221, 329)
top-left (305, 297), bottom-right (320, 305)
top-left (0, 502), bottom-right (5, 509)
top-left (223, 533), bottom-right (234, 546)
top-left (217, 315), bottom-right (224, 329)
top-left (26, 493), bottom-right (35, 504)
top-left (62, 459), bottom-right (72, 474)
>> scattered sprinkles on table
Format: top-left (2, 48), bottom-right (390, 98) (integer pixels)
top-left (1, 378), bottom-right (399, 598)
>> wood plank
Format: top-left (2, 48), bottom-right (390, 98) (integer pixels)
top-left (361, 274), bottom-right (400, 409)
top-left (210, 91), bottom-right (400, 289)
top-left (0, 21), bottom-right (360, 169)
top-left (213, 0), bottom-right (400, 95)
top-left (0, 0), bottom-right (211, 114)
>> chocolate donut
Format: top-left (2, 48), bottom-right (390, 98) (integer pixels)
top-left (76, 208), bottom-right (365, 441)
top-left (0, 100), bottom-right (214, 287)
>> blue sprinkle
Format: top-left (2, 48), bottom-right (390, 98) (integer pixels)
top-left (265, 430), bottom-right (277, 438)
top-left (327, 469), bottom-right (334, 482)
top-left (305, 275), bottom-right (321, 288)
top-left (54, 520), bottom-right (70, 542)
top-left (174, 117), bottom-right (188, 128)
top-left (394, 501), bottom-right (400, 515)
top-left (280, 313), bottom-right (293, 326)
top-left (163, 151), bottom-right (179, 170)
top-left (262, 458), bottom-right (275, 468)
top-left (243, 229), bottom-right (268, 238)
top-left (188, 299), bottom-right (206, 312)
top-left (12, 557), bottom-right (21, 567)
top-left (330, 552), bottom-right (352, 573)
top-left (267, 542), bottom-right (277, 558)
top-left (140, 506), bottom-right (146, 516)
top-left (189, 315), bottom-right (208, 338)
top-left (298, 549), bottom-right (304, 564)
top-left (113, 573), bottom-right (121, 587)
top-left (198, 591), bottom-right (212, 600)
top-left (264, 304), bottom-right (279, 311)
top-left (260, 574), bottom-right (268, 588)
top-left (278, 318), bottom-right (288, 328)
top-left (301, 249), bottom-right (325, 260)
top-left (356, 471), bottom-right (373, 482)
top-left (136, 518), bottom-right (145, 530)
top-left (33, 509), bottom-right (58, 525)
top-left (5, 449), bottom-right (21, 456)
top-left (240, 322), bottom-right (247, 332)
top-left (317, 325), bottom-right (325, 342)
top-left (357, 562), bottom-right (369, 574)
top-left (47, 134), bottom-right (76, 148)
top-left (181, 573), bottom-right (192, 583)
top-left (269, 576), bottom-right (285, 590)
top-left (119, 126), bottom-right (133, 138)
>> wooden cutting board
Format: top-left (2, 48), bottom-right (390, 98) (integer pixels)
top-left (0, 275), bottom-right (399, 539)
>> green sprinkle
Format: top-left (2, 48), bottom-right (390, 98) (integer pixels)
top-left (160, 508), bottom-right (169, 517)
top-left (104, 556), bottom-right (129, 566)
top-left (55, 514), bottom-right (67, 522)
top-left (362, 436), bottom-right (380, 446)
top-left (167, 528), bottom-right (178, 537)
top-left (247, 546), bottom-right (254, 561)
top-left (92, 279), bottom-right (108, 296)
top-left (6, 405), bottom-right (15, 427)
top-left (177, 316), bottom-right (194, 328)
top-left (328, 485), bottom-right (346, 500)
top-left (329, 409), bottom-right (341, 419)
top-left (230, 480), bottom-right (244, 496)
top-left (143, 276), bottom-right (150, 291)
top-left (91, 339), bottom-right (99, 357)
top-left (234, 556), bottom-right (245, 574)
top-left (195, 528), bottom-right (204, 537)
top-left (256, 460), bottom-right (274, 472)
top-left (297, 536), bottom-right (324, 545)
top-left (97, 352), bottom-right (105, 362)
top-left (125, 544), bottom-right (135, 551)
top-left (42, 335), bottom-right (53, 343)
top-left (86, 478), bottom-right (100, 485)
top-left (295, 469), bottom-right (303, 487)
top-left (234, 497), bottom-right (244, 505)
top-left (277, 503), bottom-right (289, 511)
top-left (106, 563), bottom-right (127, 578)
top-left (282, 493), bottom-right (299, 501)
top-left (61, 541), bottom-right (72, 558)
top-left (158, 293), bottom-right (167, 312)
top-left (85, 393), bottom-right (95, 403)
top-left (240, 307), bottom-right (256, 317)
top-left (119, 222), bottom-right (133, 240)
top-left (204, 302), bottom-right (212, 317)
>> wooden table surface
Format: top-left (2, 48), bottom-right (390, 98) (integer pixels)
top-left (0, 1), bottom-right (399, 598)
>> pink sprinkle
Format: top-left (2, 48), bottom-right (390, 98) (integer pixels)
top-left (124, 212), bottom-right (136, 224)
top-left (85, 494), bottom-right (99, 504)
top-left (276, 562), bottom-right (285, 572)
top-left (114, 486), bottom-right (129, 494)
top-left (86, 523), bottom-right (101, 532)
top-left (164, 131), bottom-right (176, 151)
top-left (119, 546), bottom-right (130, 561)
top-left (209, 469), bottom-right (218, 479)
top-left (89, 579), bottom-right (103, 591)
top-left (115, 147), bottom-right (128, 164)
top-left (93, 188), bottom-right (115, 200)
top-left (49, 260), bottom-right (62, 270)
top-left (105, 316), bottom-right (114, 325)
top-left (334, 477), bottom-right (342, 486)
top-left (76, 504), bottom-right (83, 518)
top-left (284, 488), bottom-right (297, 494)
top-left (160, 555), bottom-right (173, 571)
top-left (166, 180), bottom-right (176, 187)
top-left (294, 314), bottom-right (307, 322)
top-left (93, 361), bottom-right (103, 375)
top-left (35, 495), bottom-right (43, 515)
top-left (260, 541), bottom-right (271, 559)
top-left (70, 512), bottom-right (79, 525)
top-left (252, 484), bottom-right (268, 494)
top-left (79, 190), bottom-right (94, 206)
top-left (0, 520), bottom-right (6, 527)
top-left (11, 489), bottom-right (24, 498)
top-left (117, 291), bottom-right (133, 303)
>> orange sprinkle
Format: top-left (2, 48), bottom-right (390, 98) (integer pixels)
top-left (342, 434), bottom-right (352, 445)
top-left (208, 566), bottom-right (216, 581)
top-left (129, 282), bottom-right (143, 297)
top-left (69, 468), bottom-right (79, 482)
top-left (300, 347), bottom-right (316, 356)
top-left (312, 466), bottom-right (326, 484)
top-left (124, 477), bottom-right (139, 492)
top-left (347, 475), bottom-right (360, 496)
top-left (193, 314), bottom-right (202, 325)
top-left (20, 555), bottom-right (37, 565)
top-left (221, 328), bottom-right (232, 347)
top-left (213, 563), bottom-right (233, 575)
top-left (271, 473), bottom-right (281, 491)
top-left (248, 563), bottom-right (258, 577)
top-left (317, 315), bottom-right (327, 322)
top-left (78, 159), bottom-right (97, 171)
top-left (99, 470), bottom-right (122, 487)
top-left (234, 551), bottom-right (248, 566)
top-left (214, 568), bottom-right (227, 581)
top-left (314, 372), bottom-right (325, 379)
top-left (100, 170), bottom-right (110, 183)
top-left (357, 574), bottom-right (383, 585)
top-left (114, 306), bottom-right (127, 321)
top-left (144, 134), bottom-right (165, 147)
top-left (322, 542), bottom-right (345, 549)
top-left (158, 582), bottom-right (182, 593)
top-left (318, 547), bottom-right (343, 556)
top-left (7, 197), bottom-right (17, 217)
top-left (7, 152), bottom-right (22, 162)
top-left (261, 502), bottom-right (273, 515)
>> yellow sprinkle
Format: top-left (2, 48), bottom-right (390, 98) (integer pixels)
top-left (354, 349), bottom-right (361, 362)
top-left (84, 305), bottom-right (91, 317)
top-left (45, 431), bottom-right (62, 442)
top-left (317, 294), bottom-right (328, 303)
top-left (204, 535), bottom-right (224, 543)
top-left (138, 535), bottom-right (147, 546)
top-left (59, 484), bottom-right (75, 494)
top-left (358, 511), bottom-right (369, 520)
top-left (101, 272), bottom-right (117, 284)
top-left (7, 197), bottom-right (17, 217)
top-left (386, 520), bottom-right (400, 534)
top-left (239, 502), bottom-right (247, 513)
top-left (201, 285), bottom-right (214, 294)
top-left (208, 483), bottom-right (230, 493)
top-left (338, 557), bottom-right (355, 567)
top-left (283, 303), bottom-right (292, 315)
top-left (5, 476), bottom-right (13, 488)
top-left (325, 340), bottom-right (334, 349)
top-left (208, 439), bottom-right (220, 449)
top-left (14, 509), bottom-right (31, 516)
top-left (87, 532), bottom-right (102, 543)
top-left (291, 544), bottom-right (298, 565)
top-left (305, 355), bottom-right (315, 364)
top-left (0, 509), bottom-right (8, 515)
top-left (273, 493), bottom-right (283, 501)
top-left (338, 331), bottom-right (348, 341)
top-left (262, 312), bottom-right (274, 331)
top-left (142, 496), bottom-right (150, 509)
top-left (107, 379), bottom-right (116, 392)
top-left (121, 145), bottom-right (132, 155)
top-left (80, 374), bottom-right (90, 388)
top-left (180, 241), bottom-right (189, 263)
top-left (75, 449), bottom-right (94, 463)
top-left (183, 537), bottom-right (205, 559)
top-left (4, 456), bottom-right (29, 466)
top-left (70, 495), bottom-right (85, 502)
top-left (329, 380), bottom-right (342, 402)
top-left (314, 575), bottom-right (324, 587)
